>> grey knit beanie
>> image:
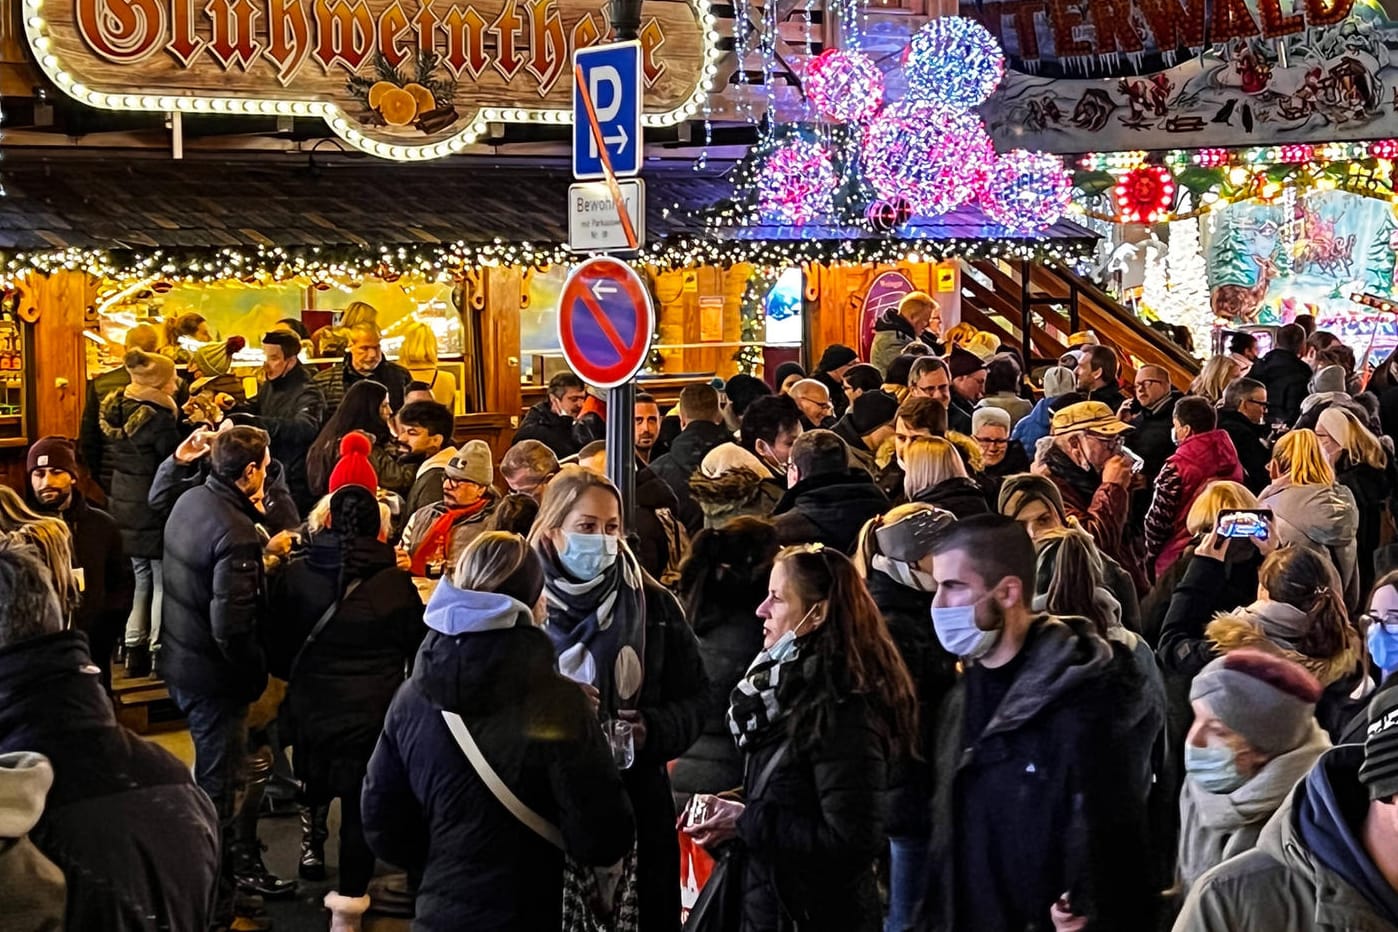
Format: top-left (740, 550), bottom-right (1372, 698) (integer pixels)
top-left (1190, 648), bottom-right (1322, 756)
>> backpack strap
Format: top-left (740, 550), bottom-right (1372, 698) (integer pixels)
top-left (441, 710), bottom-right (564, 850)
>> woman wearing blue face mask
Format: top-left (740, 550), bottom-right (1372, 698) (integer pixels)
top-left (527, 464), bottom-right (708, 931)
top-left (1339, 570), bottom-right (1398, 744)
top-left (686, 544), bottom-right (919, 932)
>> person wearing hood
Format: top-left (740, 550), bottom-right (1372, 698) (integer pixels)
top-left (923, 515), bottom-right (1155, 932)
top-left (272, 484), bottom-right (424, 930)
top-left (1247, 323), bottom-right (1311, 428)
top-left (362, 532), bottom-right (635, 931)
top-left (853, 504), bottom-right (959, 932)
top-left (944, 347), bottom-right (986, 436)
top-left (1011, 365), bottom-right (1076, 452)
top-left (0, 751), bottom-right (66, 931)
top-left (313, 322), bottom-right (412, 416)
top-left (0, 540), bottom-right (219, 931)
top-left (1041, 401), bottom-right (1147, 594)
top-left (254, 330), bottom-right (326, 513)
top-left (832, 389), bottom-right (900, 476)
top-left (390, 400), bottom-right (458, 532)
top-left (671, 516), bottom-right (778, 800)
top-left (773, 430), bottom-right (891, 553)
top-left (811, 344), bottom-right (859, 418)
top-left (1174, 685), bottom-right (1398, 932)
top-left (529, 466), bottom-right (707, 930)
top-left (24, 436), bottom-right (134, 688)
top-left (904, 436), bottom-right (989, 518)
top-left (1260, 428), bottom-right (1362, 611)
top-left (689, 442), bottom-right (782, 528)
top-left (401, 440), bottom-right (500, 576)
top-left (685, 544), bottom-right (919, 932)
top-left (511, 372), bottom-right (587, 460)
top-left (648, 383), bottom-right (733, 534)
top-left (871, 291), bottom-right (942, 374)
top-left (1316, 406), bottom-right (1396, 599)
top-left (1144, 398), bottom-right (1245, 579)
top-left (1175, 649), bottom-right (1331, 898)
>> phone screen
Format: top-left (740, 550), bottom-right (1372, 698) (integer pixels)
top-left (1216, 509), bottom-right (1273, 540)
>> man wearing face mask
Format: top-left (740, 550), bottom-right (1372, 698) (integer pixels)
top-left (925, 515), bottom-right (1154, 932)
top-left (1176, 649), bottom-right (1330, 896)
top-left (1042, 401), bottom-right (1147, 595)
top-left (740, 394), bottom-right (804, 489)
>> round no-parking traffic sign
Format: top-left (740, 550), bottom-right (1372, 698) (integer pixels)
top-left (557, 257), bottom-right (656, 389)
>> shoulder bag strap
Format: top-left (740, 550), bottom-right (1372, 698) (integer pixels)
top-left (440, 709), bottom-right (564, 850)
top-left (288, 577), bottom-right (363, 680)
top-left (749, 737), bottom-right (793, 800)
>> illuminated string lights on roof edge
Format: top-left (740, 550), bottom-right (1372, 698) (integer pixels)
top-left (19, 0), bottom-right (723, 161)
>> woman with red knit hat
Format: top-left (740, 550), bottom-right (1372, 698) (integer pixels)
top-left (306, 381), bottom-right (416, 498)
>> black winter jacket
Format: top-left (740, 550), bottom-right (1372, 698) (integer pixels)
top-left (738, 694), bottom-right (889, 932)
top-left (98, 391), bottom-right (183, 557)
top-left (648, 420), bottom-right (733, 533)
top-left (772, 469), bottom-right (889, 554)
top-left (148, 453), bottom-right (300, 538)
top-left (0, 631), bottom-right (219, 931)
top-left (1335, 457), bottom-right (1395, 597)
top-left (1248, 349), bottom-right (1312, 426)
top-left (1216, 408), bottom-right (1272, 493)
top-left (80, 366), bottom-right (132, 491)
top-left (634, 465), bottom-right (683, 580)
top-left (865, 570), bottom-right (954, 838)
top-left (511, 400), bottom-right (580, 458)
top-left (1130, 390), bottom-right (1181, 480)
top-left (927, 616), bottom-right (1157, 932)
top-left (158, 471), bottom-right (270, 703)
top-left (362, 587), bottom-right (634, 932)
top-left (911, 476), bottom-right (990, 519)
top-left (272, 533), bottom-right (425, 791)
top-left (252, 363), bottom-right (326, 512)
top-left (313, 356), bottom-right (413, 415)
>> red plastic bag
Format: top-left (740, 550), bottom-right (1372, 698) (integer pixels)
top-left (678, 828), bottom-right (716, 924)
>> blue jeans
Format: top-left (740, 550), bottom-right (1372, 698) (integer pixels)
top-left (885, 835), bottom-right (932, 932)
top-left (170, 687), bottom-right (248, 926)
top-left (124, 557), bottom-right (163, 649)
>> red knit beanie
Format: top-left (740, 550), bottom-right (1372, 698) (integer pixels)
top-left (328, 431), bottom-right (378, 494)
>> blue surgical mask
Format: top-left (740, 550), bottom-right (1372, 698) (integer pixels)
top-left (1368, 622), bottom-right (1398, 675)
top-left (930, 593), bottom-right (999, 659)
top-left (557, 532), bottom-right (619, 581)
top-left (767, 606), bottom-right (819, 664)
top-left (1185, 743), bottom-right (1247, 794)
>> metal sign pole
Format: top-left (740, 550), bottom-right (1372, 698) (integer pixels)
top-left (605, 381), bottom-right (637, 536)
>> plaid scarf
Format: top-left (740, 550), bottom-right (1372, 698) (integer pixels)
top-left (538, 538), bottom-right (647, 718)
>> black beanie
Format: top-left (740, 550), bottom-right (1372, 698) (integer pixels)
top-left (1361, 679), bottom-right (1398, 801)
top-left (817, 344), bottom-right (858, 372)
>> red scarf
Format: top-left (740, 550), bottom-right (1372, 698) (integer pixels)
top-left (409, 499), bottom-right (489, 575)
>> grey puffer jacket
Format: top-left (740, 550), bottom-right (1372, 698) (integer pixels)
top-left (1258, 479), bottom-right (1360, 612)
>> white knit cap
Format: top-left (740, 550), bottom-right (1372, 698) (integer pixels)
top-left (972, 406), bottom-right (1011, 435)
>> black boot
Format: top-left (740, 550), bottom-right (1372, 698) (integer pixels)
top-left (299, 804), bottom-right (329, 881)
top-left (124, 644), bottom-right (151, 679)
top-left (233, 840), bottom-right (298, 899)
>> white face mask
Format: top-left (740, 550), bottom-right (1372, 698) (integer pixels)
top-left (930, 591), bottom-right (1000, 659)
top-left (556, 531), bottom-right (619, 580)
top-left (767, 604), bottom-right (820, 663)
top-left (872, 554), bottom-right (936, 593)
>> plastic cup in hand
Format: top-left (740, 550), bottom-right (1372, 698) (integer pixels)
top-left (605, 719), bottom-right (635, 770)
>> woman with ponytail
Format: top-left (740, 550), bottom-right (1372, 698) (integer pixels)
top-left (272, 484), bottom-right (425, 928)
top-left (686, 544), bottom-right (918, 932)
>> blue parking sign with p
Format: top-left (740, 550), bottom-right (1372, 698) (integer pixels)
top-left (572, 42), bottom-right (643, 181)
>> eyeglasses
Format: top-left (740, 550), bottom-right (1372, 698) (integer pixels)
top-left (1135, 379), bottom-right (1163, 389)
top-left (1361, 612), bottom-right (1398, 635)
top-left (974, 436), bottom-right (1008, 446)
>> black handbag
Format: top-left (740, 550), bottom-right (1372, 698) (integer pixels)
top-left (682, 739), bottom-right (792, 932)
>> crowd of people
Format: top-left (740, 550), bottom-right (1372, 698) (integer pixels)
top-left (6, 294), bottom-right (1398, 932)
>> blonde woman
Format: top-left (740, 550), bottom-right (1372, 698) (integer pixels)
top-left (1316, 405), bottom-right (1394, 595)
top-left (942, 322), bottom-right (978, 350)
top-left (398, 322), bottom-right (457, 410)
top-left (903, 436), bottom-right (988, 517)
top-left (0, 486), bottom-right (78, 620)
top-left (1259, 429), bottom-right (1360, 611)
top-left (1189, 355), bottom-right (1241, 405)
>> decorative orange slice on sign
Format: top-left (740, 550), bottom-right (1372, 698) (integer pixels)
top-left (379, 88), bottom-right (418, 126)
top-left (404, 83), bottom-right (436, 115)
top-left (367, 81), bottom-right (398, 111)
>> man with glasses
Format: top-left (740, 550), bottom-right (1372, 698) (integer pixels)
top-left (973, 407), bottom-right (1029, 504)
top-left (1043, 401), bottom-right (1147, 593)
top-left (1218, 378), bottom-right (1272, 493)
top-left (789, 378), bottom-right (837, 430)
top-left (1118, 364), bottom-right (1181, 510)
top-left (400, 440), bottom-right (499, 575)
top-left (499, 439), bottom-right (559, 502)
top-left (907, 356), bottom-right (952, 407)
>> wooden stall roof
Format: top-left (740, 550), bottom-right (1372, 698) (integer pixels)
top-left (0, 154), bottom-right (733, 251)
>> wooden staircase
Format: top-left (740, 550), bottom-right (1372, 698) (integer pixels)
top-left (958, 259), bottom-right (1201, 390)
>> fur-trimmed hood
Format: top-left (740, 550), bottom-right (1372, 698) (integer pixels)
top-left (946, 430), bottom-right (983, 473)
top-left (690, 466), bottom-right (764, 506)
top-left (1205, 607), bottom-right (1360, 687)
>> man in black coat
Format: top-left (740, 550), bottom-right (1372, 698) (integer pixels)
top-left (254, 330), bottom-right (326, 514)
top-left (945, 347), bottom-right (986, 436)
top-left (1218, 377), bottom-right (1273, 493)
top-left (1246, 323), bottom-right (1311, 427)
top-left (157, 424), bottom-right (287, 928)
top-left (648, 383), bottom-right (733, 533)
top-left (924, 516), bottom-right (1158, 932)
top-left (1116, 365), bottom-right (1180, 517)
top-left (811, 343), bottom-right (858, 418)
top-left (24, 436), bottom-right (133, 689)
top-left (1074, 344), bottom-right (1128, 412)
top-left (772, 430), bottom-right (890, 553)
top-left (79, 323), bottom-right (160, 492)
top-left (313, 323), bottom-right (412, 416)
top-left (511, 371), bottom-right (588, 458)
top-left (0, 540), bottom-right (219, 931)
